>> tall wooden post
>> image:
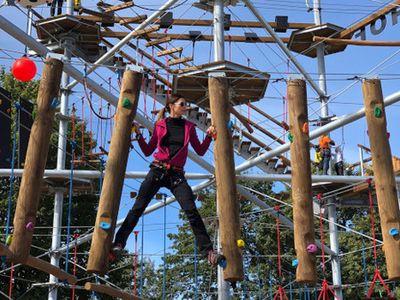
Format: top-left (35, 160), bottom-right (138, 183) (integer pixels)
top-left (9, 58), bottom-right (63, 263)
top-left (208, 73), bottom-right (243, 282)
top-left (287, 79), bottom-right (317, 284)
top-left (362, 79), bottom-right (400, 280)
top-left (87, 70), bottom-right (142, 274)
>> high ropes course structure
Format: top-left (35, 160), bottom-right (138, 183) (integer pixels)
top-left (0, 0), bottom-right (399, 299)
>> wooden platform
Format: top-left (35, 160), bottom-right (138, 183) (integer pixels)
top-left (35, 15), bottom-right (101, 62)
top-left (42, 176), bottom-right (94, 195)
top-left (172, 60), bottom-right (270, 107)
top-left (287, 23), bottom-right (346, 58)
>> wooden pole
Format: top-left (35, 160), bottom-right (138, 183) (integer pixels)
top-left (84, 282), bottom-right (144, 300)
top-left (208, 73), bottom-right (243, 282)
top-left (287, 79), bottom-right (316, 284)
top-left (313, 36), bottom-right (400, 47)
top-left (9, 58), bottom-right (63, 263)
top-left (362, 79), bottom-right (400, 280)
top-left (87, 70), bottom-right (142, 275)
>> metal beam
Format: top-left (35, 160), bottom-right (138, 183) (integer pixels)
top-left (242, 0), bottom-right (326, 97)
top-left (235, 89), bottom-right (400, 173)
top-left (66, 0), bottom-right (180, 90)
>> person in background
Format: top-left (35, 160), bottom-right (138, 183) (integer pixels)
top-left (50, 0), bottom-right (63, 16)
top-left (334, 146), bottom-right (344, 175)
top-left (319, 134), bottom-right (335, 175)
top-left (313, 145), bottom-right (322, 174)
top-left (110, 94), bottom-right (219, 265)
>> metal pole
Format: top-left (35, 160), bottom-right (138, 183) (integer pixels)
top-left (213, 0), bottom-right (225, 61)
top-left (327, 198), bottom-right (343, 299)
top-left (241, 0), bottom-right (325, 97)
top-left (313, 2), bottom-right (342, 297)
top-left (66, 0), bottom-right (179, 90)
top-left (359, 148), bottom-right (365, 176)
top-left (48, 1), bottom-right (74, 297)
top-left (217, 231), bottom-right (231, 300)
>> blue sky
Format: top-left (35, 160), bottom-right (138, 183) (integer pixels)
top-left (1, 0), bottom-right (400, 269)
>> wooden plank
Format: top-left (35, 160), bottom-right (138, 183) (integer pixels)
top-left (103, 1), bottom-right (134, 13)
top-left (105, 32), bottom-right (290, 43)
top-left (0, 244), bottom-right (77, 285)
top-left (339, 0), bottom-right (400, 38)
top-left (313, 36), bottom-right (400, 46)
top-left (157, 47), bottom-right (183, 57)
top-left (167, 56), bottom-right (193, 66)
top-left (125, 17), bottom-right (312, 29)
top-left (76, 15), bottom-right (147, 24)
top-left (84, 282), bottom-right (144, 300)
top-left (145, 36), bottom-right (171, 47)
top-left (101, 26), bottom-right (159, 38)
top-left (79, 7), bottom-right (113, 20)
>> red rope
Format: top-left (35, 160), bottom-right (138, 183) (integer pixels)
top-left (367, 179), bottom-right (378, 262)
top-left (8, 262), bottom-right (13, 298)
top-left (274, 205), bottom-right (282, 278)
top-left (152, 47), bottom-right (157, 116)
top-left (81, 97), bottom-right (85, 161)
top-left (366, 269), bottom-right (395, 299)
top-left (273, 285), bottom-right (289, 300)
top-left (133, 230), bottom-right (139, 296)
top-left (71, 232), bottom-right (79, 299)
top-left (318, 278), bottom-right (340, 300)
top-left (89, 91), bottom-right (93, 160)
top-left (365, 179), bottom-right (394, 299)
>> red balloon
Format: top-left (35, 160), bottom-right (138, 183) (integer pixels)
top-left (12, 56), bottom-right (37, 82)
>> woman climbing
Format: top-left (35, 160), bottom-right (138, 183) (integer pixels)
top-left (110, 94), bottom-right (218, 265)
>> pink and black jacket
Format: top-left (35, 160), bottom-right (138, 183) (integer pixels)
top-left (137, 118), bottom-right (212, 169)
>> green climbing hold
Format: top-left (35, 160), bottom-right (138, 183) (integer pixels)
top-left (288, 132), bottom-right (293, 143)
top-left (122, 97), bottom-right (131, 108)
top-left (374, 106), bottom-right (382, 118)
top-left (32, 110), bottom-right (37, 120)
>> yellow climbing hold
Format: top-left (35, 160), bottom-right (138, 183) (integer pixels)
top-left (237, 239), bottom-right (245, 248)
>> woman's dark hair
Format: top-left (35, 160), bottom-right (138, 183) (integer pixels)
top-left (156, 94), bottom-right (185, 122)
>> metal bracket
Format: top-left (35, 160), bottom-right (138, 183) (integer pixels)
top-left (287, 74), bottom-right (304, 80)
top-left (126, 64), bottom-right (143, 73)
top-left (208, 71), bottom-right (226, 78)
top-left (46, 53), bottom-right (65, 62)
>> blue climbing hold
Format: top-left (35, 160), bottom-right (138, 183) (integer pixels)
top-left (15, 102), bottom-right (21, 110)
top-left (227, 119), bottom-right (233, 130)
top-left (389, 227), bottom-right (399, 237)
top-left (100, 222), bottom-right (111, 230)
top-left (217, 255), bottom-right (227, 269)
top-left (50, 97), bottom-right (58, 109)
top-left (292, 259), bottom-right (298, 267)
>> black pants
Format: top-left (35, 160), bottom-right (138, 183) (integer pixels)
top-left (114, 165), bottom-right (213, 256)
top-left (335, 161), bottom-right (344, 175)
top-left (50, 0), bottom-right (63, 16)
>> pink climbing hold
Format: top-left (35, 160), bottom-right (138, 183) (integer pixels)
top-left (25, 222), bottom-right (34, 232)
top-left (307, 243), bottom-right (317, 253)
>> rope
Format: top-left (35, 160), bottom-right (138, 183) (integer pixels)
top-left (133, 230), bottom-right (139, 296)
top-left (65, 141), bottom-right (76, 273)
top-left (8, 262), bottom-right (13, 299)
top-left (257, 255), bottom-right (262, 300)
top-left (365, 179), bottom-right (395, 299)
top-left (71, 232), bottom-right (79, 299)
top-left (194, 238), bottom-right (198, 300)
top-left (140, 215), bottom-right (144, 296)
top-left (81, 97), bottom-right (85, 162)
top-left (5, 102), bottom-right (19, 243)
top-left (151, 47), bottom-right (157, 117)
top-left (89, 92), bottom-right (93, 160)
top-left (162, 195), bottom-right (167, 300)
top-left (361, 238), bottom-right (368, 294)
top-left (269, 259), bottom-right (273, 299)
